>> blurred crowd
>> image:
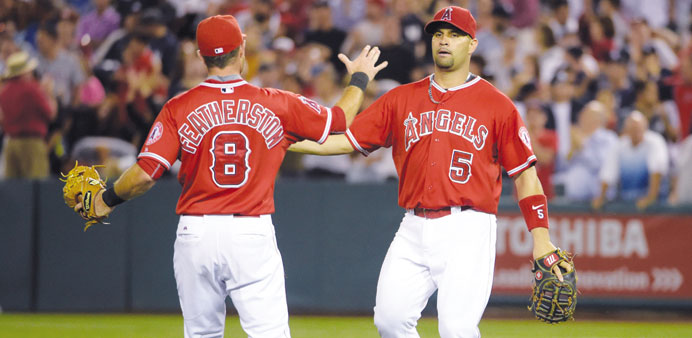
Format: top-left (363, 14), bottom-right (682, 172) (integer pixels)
top-left (1, 0), bottom-right (691, 209)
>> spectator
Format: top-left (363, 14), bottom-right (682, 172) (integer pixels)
top-left (75, 0), bottom-right (121, 51)
top-left (376, 16), bottom-right (415, 84)
top-left (302, 64), bottom-right (351, 179)
top-left (36, 21), bottom-right (87, 173)
top-left (545, 66), bottom-right (581, 173)
top-left (564, 101), bottom-right (618, 201)
top-left (593, 111), bottom-right (669, 210)
top-left (391, 0), bottom-right (426, 62)
top-left (234, 0), bottom-right (281, 49)
top-left (524, 101), bottom-right (557, 200)
top-left (340, 0), bottom-right (387, 58)
top-left (304, 1), bottom-right (347, 74)
top-left (138, 7), bottom-right (179, 101)
top-left (0, 51), bottom-right (57, 179)
top-left (668, 134), bottom-right (692, 205)
top-left (674, 53), bottom-right (692, 139)
top-left (535, 23), bottom-right (564, 85)
top-left (36, 22), bottom-right (86, 109)
top-left (598, 48), bottom-right (636, 128)
top-left (548, 0), bottom-right (578, 43)
top-left (329, 0), bottom-right (367, 32)
top-left (633, 80), bottom-right (680, 142)
top-left (598, 0), bottom-right (628, 50)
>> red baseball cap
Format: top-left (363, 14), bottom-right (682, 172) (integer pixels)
top-left (197, 15), bottom-right (243, 57)
top-left (424, 6), bottom-right (477, 39)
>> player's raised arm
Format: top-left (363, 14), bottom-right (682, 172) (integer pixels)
top-left (334, 45), bottom-right (388, 126)
top-left (289, 134), bottom-right (355, 155)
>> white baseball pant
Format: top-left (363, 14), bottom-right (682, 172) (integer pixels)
top-left (374, 207), bottom-right (497, 338)
top-left (174, 214), bottom-right (291, 338)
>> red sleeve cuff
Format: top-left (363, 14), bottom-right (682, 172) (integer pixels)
top-left (329, 106), bottom-right (346, 133)
top-left (137, 157), bottom-right (167, 180)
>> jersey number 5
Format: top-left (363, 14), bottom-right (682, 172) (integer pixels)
top-left (210, 131), bottom-right (252, 188)
top-left (449, 150), bottom-right (473, 184)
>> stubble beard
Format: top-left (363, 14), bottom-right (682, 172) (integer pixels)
top-left (434, 55), bottom-right (454, 70)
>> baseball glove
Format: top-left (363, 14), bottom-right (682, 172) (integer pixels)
top-left (60, 162), bottom-right (107, 231)
top-left (528, 248), bottom-right (577, 323)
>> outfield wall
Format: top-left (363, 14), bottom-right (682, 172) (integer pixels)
top-left (1, 179), bottom-right (691, 314)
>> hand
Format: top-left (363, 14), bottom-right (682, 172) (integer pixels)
top-left (338, 45), bottom-right (388, 81)
top-left (74, 189), bottom-right (113, 220)
top-left (591, 195), bottom-right (605, 210)
top-left (636, 195), bottom-right (656, 210)
top-left (532, 229), bottom-right (572, 282)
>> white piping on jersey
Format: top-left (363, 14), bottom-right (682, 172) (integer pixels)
top-left (317, 107), bottom-right (333, 144)
top-left (429, 73), bottom-right (481, 92)
top-left (138, 152), bottom-right (172, 169)
top-left (346, 129), bottom-right (370, 156)
top-left (200, 80), bottom-right (248, 89)
top-left (506, 155), bottom-right (537, 176)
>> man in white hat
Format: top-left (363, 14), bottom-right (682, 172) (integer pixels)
top-left (0, 50), bottom-right (57, 178)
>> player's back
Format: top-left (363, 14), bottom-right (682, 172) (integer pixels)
top-left (140, 76), bottom-right (337, 215)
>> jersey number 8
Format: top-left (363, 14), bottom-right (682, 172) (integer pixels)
top-left (210, 131), bottom-right (252, 188)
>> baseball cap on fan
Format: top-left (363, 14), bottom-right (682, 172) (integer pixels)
top-left (424, 6), bottom-right (477, 39)
top-left (197, 15), bottom-right (243, 56)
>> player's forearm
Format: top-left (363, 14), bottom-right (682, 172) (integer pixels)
top-left (645, 173), bottom-right (662, 200)
top-left (288, 134), bottom-right (354, 155)
top-left (334, 85), bottom-right (365, 127)
top-left (113, 163), bottom-right (156, 201)
top-left (513, 166), bottom-right (544, 199)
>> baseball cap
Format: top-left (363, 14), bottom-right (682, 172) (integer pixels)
top-left (424, 6), bottom-right (477, 39)
top-left (197, 15), bottom-right (243, 57)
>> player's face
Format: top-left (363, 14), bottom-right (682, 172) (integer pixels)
top-left (431, 28), bottom-right (477, 71)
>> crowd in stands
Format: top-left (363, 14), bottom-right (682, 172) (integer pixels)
top-left (1, 0), bottom-right (691, 209)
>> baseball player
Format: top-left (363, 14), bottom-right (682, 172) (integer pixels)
top-left (74, 15), bottom-right (387, 338)
top-left (290, 6), bottom-right (571, 338)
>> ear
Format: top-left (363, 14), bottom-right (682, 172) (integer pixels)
top-left (196, 50), bottom-right (204, 62)
top-left (468, 38), bottom-right (479, 54)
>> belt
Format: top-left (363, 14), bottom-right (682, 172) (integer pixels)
top-left (409, 206), bottom-right (472, 219)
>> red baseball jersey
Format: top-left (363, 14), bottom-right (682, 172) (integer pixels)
top-left (139, 76), bottom-right (344, 215)
top-left (346, 75), bottom-right (536, 214)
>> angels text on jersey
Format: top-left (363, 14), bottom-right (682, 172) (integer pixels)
top-left (179, 99), bottom-right (284, 153)
top-left (403, 109), bottom-right (489, 151)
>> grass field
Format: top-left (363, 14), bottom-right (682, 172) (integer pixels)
top-left (1, 313), bottom-right (692, 338)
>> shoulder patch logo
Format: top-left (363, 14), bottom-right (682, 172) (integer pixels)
top-left (299, 96), bottom-right (322, 114)
top-left (146, 122), bottom-right (164, 146)
top-left (518, 126), bottom-right (532, 150)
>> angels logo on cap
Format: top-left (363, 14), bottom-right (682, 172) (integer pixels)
top-left (424, 6), bottom-right (477, 38)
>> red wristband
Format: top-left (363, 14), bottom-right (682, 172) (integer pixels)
top-left (518, 194), bottom-right (549, 231)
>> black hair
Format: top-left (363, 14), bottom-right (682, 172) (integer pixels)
top-left (599, 16), bottom-right (615, 39)
top-left (202, 47), bottom-right (240, 69)
top-left (37, 21), bottom-right (58, 40)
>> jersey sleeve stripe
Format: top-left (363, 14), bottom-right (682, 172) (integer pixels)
top-left (346, 129), bottom-right (370, 156)
top-left (138, 152), bottom-right (172, 169)
top-left (317, 107), bottom-right (333, 144)
top-left (506, 155), bottom-right (537, 176)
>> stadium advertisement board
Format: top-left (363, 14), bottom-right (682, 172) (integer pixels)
top-left (493, 214), bottom-right (690, 299)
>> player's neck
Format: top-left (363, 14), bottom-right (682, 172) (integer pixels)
top-left (208, 67), bottom-right (242, 78)
top-left (433, 67), bottom-right (470, 89)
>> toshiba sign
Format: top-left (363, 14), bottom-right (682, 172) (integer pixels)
top-left (493, 214), bottom-right (691, 299)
